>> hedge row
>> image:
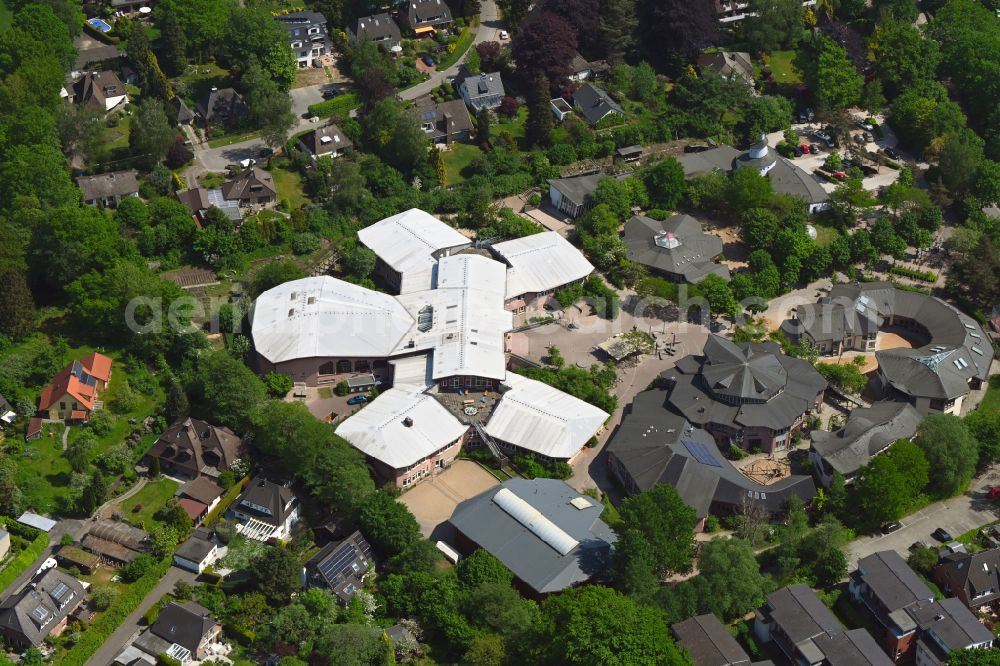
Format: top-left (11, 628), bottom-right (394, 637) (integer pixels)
top-left (889, 265), bottom-right (937, 282)
top-left (0, 531), bottom-right (49, 595)
top-left (204, 475), bottom-right (250, 527)
top-left (82, 21), bottom-right (119, 45)
top-left (306, 92), bottom-right (360, 119)
top-left (57, 556), bottom-right (172, 666)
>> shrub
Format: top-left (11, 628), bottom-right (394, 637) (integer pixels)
top-left (290, 233), bottom-right (321, 255)
top-left (88, 409), bottom-right (116, 436)
top-left (0, 531), bottom-right (48, 593)
top-left (335, 381), bottom-right (350, 396)
top-left (306, 93), bottom-right (360, 119)
top-left (120, 553), bottom-right (157, 582)
top-left (92, 586), bottom-right (119, 611)
top-left (704, 516), bottom-right (721, 533)
top-left (888, 265), bottom-right (937, 282)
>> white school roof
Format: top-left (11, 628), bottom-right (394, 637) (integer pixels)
top-left (389, 354), bottom-right (433, 390)
top-left (251, 276), bottom-right (414, 364)
top-left (484, 374), bottom-right (609, 459)
top-left (335, 386), bottom-right (467, 468)
top-left (394, 254), bottom-right (512, 380)
top-left (492, 232), bottom-right (595, 300)
top-left (357, 208), bottom-right (471, 293)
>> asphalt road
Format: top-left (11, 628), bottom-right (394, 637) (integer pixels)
top-left (847, 465), bottom-right (1000, 568)
top-left (85, 566), bottom-right (197, 666)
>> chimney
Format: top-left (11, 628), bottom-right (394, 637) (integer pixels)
top-left (443, 112), bottom-right (453, 146)
top-left (403, 417), bottom-right (414, 427)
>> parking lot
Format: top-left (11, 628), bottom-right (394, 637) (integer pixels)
top-left (399, 460), bottom-right (500, 540)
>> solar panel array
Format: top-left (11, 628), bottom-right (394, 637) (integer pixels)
top-left (318, 539), bottom-right (372, 586)
top-left (50, 581), bottom-right (69, 602)
top-left (682, 439), bottom-right (722, 468)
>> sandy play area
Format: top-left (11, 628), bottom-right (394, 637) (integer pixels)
top-left (739, 458), bottom-right (792, 485)
top-left (400, 460), bottom-right (500, 538)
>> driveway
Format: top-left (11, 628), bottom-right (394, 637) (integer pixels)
top-left (399, 0), bottom-right (500, 101)
top-left (0, 519), bottom-right (86, 601)
top-left (847, 465), bottom-right (1000, 568)
top-left (85, 567), bottom-right (198, 666)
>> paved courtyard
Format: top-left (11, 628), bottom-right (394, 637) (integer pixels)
top-left (399, 460), bottom-right (500, 540)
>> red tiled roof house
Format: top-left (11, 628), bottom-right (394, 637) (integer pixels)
top-left (37, 353), bottom-right (113, 423)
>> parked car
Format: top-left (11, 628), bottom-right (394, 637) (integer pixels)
top-left (499, 30), bottom-right (509, 40)
top-left (322, 89), bottom-right (338, 99)
top-left (793, 146), bottom-right (803, 157)
top-left (422, 55), bottom-right (436, 67)
top-left (860, 165), bottom-right (878, 176)
top-left (346, 395), bottom-right (368, 405)
top-left (800, 143), bottom-right (811, 154)
top-left (809, 144), bottom-right (820, 154)
top-left (856, 119), bottom-right (875, 131)
top-left (882, 521), bottom-right (903, 534)
top-left (863, 131), bottom-right (874, 143)
top-left (239, 158), bottom-right (256, 168)
top-left (258, 147), bottom-right (274, 158)
top-left (854, 133), bottom-right (866, 144)
top-left (832, 171), bottom-right (847, 181)
top-left (988, 486), bottom-right (1000, 500)
top-left (813, 130), bottom-right (833, 145)
top-left (884, 147), bottom-right (901, 160)
top-left (684, 144), bottom-right (711, 153)
top-left (932, 527), bottom-right (954, 542)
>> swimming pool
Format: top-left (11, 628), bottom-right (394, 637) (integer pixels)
top-left (87, 18), bottom-right (112, 33)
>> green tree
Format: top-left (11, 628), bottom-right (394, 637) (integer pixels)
top-left (727, 167), bottom-right (774, 213)
top-left (154, 0), bottom-right (235, 59)
top-left (889, 81), bottom-right (967, 154)
top-left (852, 439), bottom-right (929, 528)
top-left (159, 13), bottom-right (187, 75)
top-left (643, 157), bottom-right (686, 209)
top-left (191, 350), bottom-right (266, 431)
top-left (907, 545), bottom-right (939, 576)
top-left (532, 586), bottom-right (691, 666)
top-left (915, 414), bottom-right (979, 497)
top-left (616, 484), bottom-right (696, 577)
top-left (699, 273), bottom-right (739, 319)
top-left (526, 74), bottom-right (554, 147)
top-left (869, 20), bottom-right (941, 95)
top-left (0, 263), bottom-right (36, 340)
top-left (814, 36), bottom-right (863, 111)
top-left (10, 5), bottom-right (75, 71)
top-left (1, 144), bottom-right (79, 210)
top-left (251, 259), bottom-right (306, 298)
top-left (694, 537), bottom-right (773, 619)
top-left (477, 107), bottom-right (491, 147)
top-left (949, 648), bottom-right (1000, 666)
top-left (743, 0), bottom-right (804, 52)
top-left (249, 546), bottom-right (301, 605)
top-left (457, 549), bottom-right (514, 589)
top-left (129, 100), bottom-right (176, 170)
top-left (935, 128), bottom-right (985, 195)
top-left (223, 7), bottom-right (296, 90)
top-left (598, 0), bottom-right (638, 62)
top-left (358, 492), bottom-right (421, 558)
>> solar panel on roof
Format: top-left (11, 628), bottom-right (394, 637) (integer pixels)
top-left (31, 606), bottom-right (49, 623)
top-left (682, 438), bottom-right (722, 467)
top-left (50, 581), bottom-right (69, 601)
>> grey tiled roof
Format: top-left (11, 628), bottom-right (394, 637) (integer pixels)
top-left (623, 214), bottom-right (730, 283)
top-left (677, 145), bottom-right (829, 205)
top-left (910, 597), bottom-right (994, 652)
top-left (449, 478), bottom-right (616, 594)
top-left (672, 614), bottom-right (751, 665)
top-left (573, 83), bottom-right (624, 125)
top-left (607, 389), bottom-right (815, 517)
top-left (810, 402), bottom-right (921, 476)
top-left (76, 170), bottom-right (139, 201)
top-left (936, 549), bottom-right (1000, 608)
top-left (856, 550), bottom-right (935, 613)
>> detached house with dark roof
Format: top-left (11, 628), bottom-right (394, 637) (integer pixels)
top-left (303, 530), bottom-right (374, 604)
top-left (350, 13), bottom-right (401, 50)
top-left (196, 88), bottom-right (248, 128)
top-left (76, 170), bottom-right (139, 208)
top-left (910, 597), bottom-right (994, 663)
top-left (221, 167), bottom-right (277, 205)
top-left (672, 614), bottom-right (764, 666)
top-left (573, 83), bottom-right (624, 126)
top-left (934, 548), bottom-right (1000, 611)
top-left (458, 72), bottom-right (505, 112)
top-left (73, 70), bottom-right (128, 112)
top-left (755, 584), bottom-right (894, 666)
top-left (547, 173), bottom-right (628, 219)
top-left (697, 51), bottom-right (754, 87)
top-left (133, 602), bottom-right (221, 665)
top-left (299, 123), bottom-right (353, 160)
top-left (0, 569), bottom-right (85, 649)
top-left (402, 0), bottom-right (453, 34)
top-left (38, 353), bottom-right (113, 423)
top-left (230, 477), bottom-right (298, 541)
top-left (660, 335), bottom-right (826, 454)
top-left (623, 214), bottom-right (730, 284)
top-left (415, 98), bottom-right (473, 145)
top-left (145, 417), bottom-right (245, 481)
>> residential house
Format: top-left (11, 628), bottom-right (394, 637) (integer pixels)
top-left (547, 173), bottom-right (627, 219)
top-left (299, 123), bottom-right (353, 160)
top-left (0, 393), bottom-right (16, 424)
top-left (458, 72), bottom-right (505, 112)
top-left (81, 519), bottom-right (148, 565)
top-left (303, 530), bottom-right (374, 604)
top-left (274, 11), bottom-right (330, 68)
top-left (568, 52), bottom-right (593, 82)
top-left (402, 0), bottom-right (453, 34)
top-left (672, 614), bottom-right (760, 666)
top-left (174, 187), bottom-right (242, 225)
top-left (110, 0), bottom-right (150, 14)
top-left (660, 335), bottom-right (827, 454)
top-left (350, 13), bottom-right (401, 50)
top-left (607, 389), bottom-right (816, 528)
top-left (934, 548), bottom-right (1000, 610)
top-left (230, 477), bottom-right (298, 541)
top-left (849, 550), bottom-right (936, 661)
top-left (221, 167), bottom-right (277, 206)
top-left (73, 70), bottom-right (128, 112)
top-left (910, 597), bottom-right (994, 664)
top-left (76, 170), bottom-right (139, 208)
top-left (134, 602), bottom-right (222, 665)
top-left (178, 477), bottom-right (224, 518)
top-left (792, 283), bottom-right (993, 414)
top-left (415, 98), bottom-right (474, 145)
top-left (809, 402), bottom-right (921, 487)
top-left (173, 529), bottom-right (218, 574)
top-left (697, 51), bottom-right (754, 87)
top-left (490, 231), bottom-right (594, 314)
top-left (196, 88), bottom-right (248, 128)
top-left (623, 214), bottom-right (730, 284)
top-left (169, 97), bottom-right (195, 125)
top-left (0, 570), bottom-right (85, 649)
top-left (715, 0), bottom-right (817, 23)
top-left (550, 97), bottom-right (573, 121)
top-left (145, 417), bottom-right (245, 481)
top-left (37, 353), bottom-right (113, 423)
top-left (449, 479), bottom-right (617, 597)
top-left (573, 83), bottom-right (623, 126)
top-left (754, 584), bottom-right (894, 665)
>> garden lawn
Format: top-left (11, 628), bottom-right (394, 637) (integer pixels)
top-left (117, 478), bottom-right (180, 530)
top-left (495, 107), bottom-right (528, 147)
top-left (170, 63), bottom-right (234, 109)
top-left (106, 114), bottom-right (133, 151)
top-left (271, 163), bottom-right (309, 208)
top-left (218, 535), bottom-right (268, 570)
top-left (15, 423), bottom-right (71, 515)
top-left (441, 142), bottom-right (481, 186)
top-left (812, 222), bottom-right (842, 248)
top-left (765, 50), bottom-right (803, 86)
top-left (980, 375), bottom-right (1000, 413)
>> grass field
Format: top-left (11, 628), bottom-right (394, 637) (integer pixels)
top-left (271, 162), bottom-right (309, 208)
top-left (117, 478), bottom-right (180, 530)
top-left (765, 50), bottom-right (803, 86)
top-left (812, 222), bottom-right (842, 248)
top-left (980, 375), bottom-right (1000, 413)
top-left (495, 106), bottom-right (528, 146)
top-left (441, 142), bottom-right (481, 186)
top-left (16, 424), bottom-right (70, 515)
